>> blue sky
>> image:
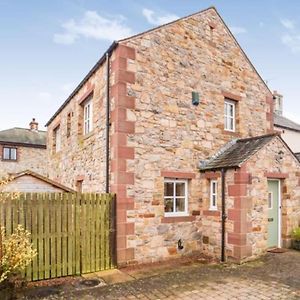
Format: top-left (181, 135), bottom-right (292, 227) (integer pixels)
top-left (1, 0), bottom-right (300, 130)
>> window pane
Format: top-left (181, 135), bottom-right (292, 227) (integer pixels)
top-left (230, 117), bottom-right (234, 130)
top-left (164, 198), bottom-right (174, 213)
top-left (176, 182), bottom-right (185, 196)
top-left (212, 195), bottom-right (216, 207)
top-left (10, 148), bottom-right (17, 160)
top-left (268, 192), bottom-right (272, 209)
top-left (212, 182), bottom-right (216, 194)
top-left (229, 104), bottom-right (233, 117)
top-left (164, 182), bottom-right (174, 197)
top-left (3, 148), bottom-right (10, 159)
top-left (176, 198), bottom-right (185, 212)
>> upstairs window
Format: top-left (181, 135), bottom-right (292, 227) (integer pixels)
top-left (210, 180), bottom-right (218, 210)
top-left (2, 147), bottom-right (17, 161)
top-left (164, 179), bottom-right (188, 217)
top-left (53, 125), bottom-right (61, 153)
top-left (83, 98), bottom-right (93, 135)
top-left (224, 99), bottom-right (236, 132)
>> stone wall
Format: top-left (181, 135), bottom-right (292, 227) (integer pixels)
top-left (46, 7), bottom-right (282, 264)
top-left (0, 145), bottom-right (47, 177)
top-left (47, 62), bottom-right (108, 192)
top-left (246, 137), bottom-right (300, 255)
top-left (118, 7), bottom-right (273, 263)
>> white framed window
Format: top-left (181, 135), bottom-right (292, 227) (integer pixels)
top-left (164, 179), bottom-right (188, 217)
top-left (2, 147), bottom-right (17, 161)
top-left (210, 180), bottom-right (218, 210)
top-left (83, 99), bottom-right (93, 135)
top-left (268, 192), bottom-right (273, 209)
top-left (224, 99), bottom-right (236, 132)
top-left (53, 126), bottom-right (61, 153)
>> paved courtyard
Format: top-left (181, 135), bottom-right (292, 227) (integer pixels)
top-left (19, 250), bottom-right (300, 300)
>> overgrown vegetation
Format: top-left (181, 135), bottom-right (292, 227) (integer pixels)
top-left (291, 227), bottom-right (300, 241)
top-left (0, 225), bottom-right (37, 283)
top-left (0, 176), bottom-right (36, 284)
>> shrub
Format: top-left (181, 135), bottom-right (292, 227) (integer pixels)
top-left (0, 225), bottom-right (37, 283)
top-left (291, 227), bottom-right (300, 241)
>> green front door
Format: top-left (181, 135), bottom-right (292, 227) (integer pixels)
top-left (267, 180), bottom-right (279, 248)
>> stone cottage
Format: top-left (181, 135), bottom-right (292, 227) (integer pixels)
top-left (46, 7), bottom-right (300, 265)
top-left (0, 119), bottom-right (47, 177)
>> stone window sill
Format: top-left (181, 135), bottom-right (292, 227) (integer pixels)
top-left (161, 216), bottom-right (196, 223)
top-left (222, 130), bottom-right (240, 137)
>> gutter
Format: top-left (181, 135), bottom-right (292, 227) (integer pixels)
top-left (0, 141), bottom-right (46, 149)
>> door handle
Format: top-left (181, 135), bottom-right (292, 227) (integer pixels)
top-left (268, 218), bottom-right (274, 222)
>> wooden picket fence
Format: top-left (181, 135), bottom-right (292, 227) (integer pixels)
top-left (0, 192), bottom-right (116, 281)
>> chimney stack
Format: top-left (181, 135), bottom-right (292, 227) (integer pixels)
top-left (273, 90), bottom-right (283, 116)
top-left (29, 118), bottom-right (39, 131)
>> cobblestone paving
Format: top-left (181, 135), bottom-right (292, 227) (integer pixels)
top-left (70, 278), bottom-right (299, 300)
top-left (19, 251), bottom-right (300, 300)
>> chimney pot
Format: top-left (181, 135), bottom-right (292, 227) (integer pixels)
top-left (29, 118), bottom-right (39, 131)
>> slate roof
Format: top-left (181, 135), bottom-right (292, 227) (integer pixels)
top-left (295, 153), bottom-right (300, 161)
top-left (274, 114), bottom-right (300, 132)
top-left (0, 128), bottom-right (46, 148)
top-left (200, 134), bottom-right (276, 171)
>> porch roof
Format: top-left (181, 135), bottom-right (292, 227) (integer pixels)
top-left (199, 134), bottom-right (277, 171)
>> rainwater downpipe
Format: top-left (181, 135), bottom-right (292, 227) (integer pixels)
top-left (105, 52), bottom-right (110, 193)
top-left (221, 168), bottom-right (227, 262)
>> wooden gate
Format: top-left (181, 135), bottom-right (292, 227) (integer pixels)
top-left (0, 192), bottom-right (116, 281)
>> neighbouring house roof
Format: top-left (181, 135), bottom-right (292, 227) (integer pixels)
top-left (46, 6), bottom-right (272, 127)
top-left (8, 170), bottom-right (74, 192)
top-left (274, 114), bottom-right (300, 133)
top-left (200, 134), bottom-right (278, 171)
top-left (0, 128), bottom-right (46, 148)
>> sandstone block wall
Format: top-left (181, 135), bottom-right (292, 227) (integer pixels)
top-left (246, 137), bottom-right (300, 255)
top-left (0, 145), bottom-right (47, 177)
top-left (118, 8), bottom-right (273, 263)
top-left (47, 63), bottom-right (108, 192)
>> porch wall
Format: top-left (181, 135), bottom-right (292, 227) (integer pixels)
top-left (246, 137), bottom-right (300, 255)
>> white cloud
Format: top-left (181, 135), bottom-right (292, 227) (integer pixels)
top-left (54, 11), bottom-right (134, 45)
top-left (229, 26), bottom-right (247, 35)
top-left (281, 34), bottom-right (300, 53)
top-left (142, 8), bottom-right (179, 26)
top-left (280, 18), bottom-right (295, 30)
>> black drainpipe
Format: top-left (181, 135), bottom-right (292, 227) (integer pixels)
top-left (105, 52), bottom-right (110, 193)
top-left (221, 168), bottom-right (227, 262)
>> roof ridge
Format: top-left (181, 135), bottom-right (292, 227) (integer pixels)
top-left (0, 127), bottom-right (46, 133)
top-left (119, 6), bottom-right (216, 43)
top-left (237, 133), bottom-right (278, 143)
